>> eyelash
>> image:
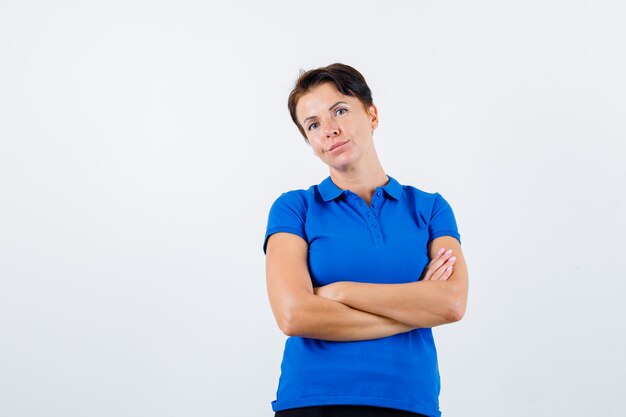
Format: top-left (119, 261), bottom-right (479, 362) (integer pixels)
top-left (307, 108), bottom-right (348, 131)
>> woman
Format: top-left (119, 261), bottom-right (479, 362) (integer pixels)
top-left (263, 63), bottom-right (468, 417)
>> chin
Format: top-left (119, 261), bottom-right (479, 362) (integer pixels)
top-left (322, 149), bottom-right (356, 171)
top-left (328, 159), bottom-right (355, 172)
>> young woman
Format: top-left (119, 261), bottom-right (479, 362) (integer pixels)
top-left (263, 63), bottom-right (469, 417)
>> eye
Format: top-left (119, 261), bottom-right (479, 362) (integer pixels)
top-left (335, 108), bottom-right (348, 116)
top-left (308, 122), bottom-right (319, 131)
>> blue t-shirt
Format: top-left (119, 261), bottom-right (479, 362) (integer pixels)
top-left (263, 175), bottom-right (461, 417)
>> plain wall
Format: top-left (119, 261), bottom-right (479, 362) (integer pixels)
top-left (1, 1), bottom-right (625, 416)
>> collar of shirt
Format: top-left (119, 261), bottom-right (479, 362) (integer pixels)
top-left (317, 175), bottom-right (403, 202)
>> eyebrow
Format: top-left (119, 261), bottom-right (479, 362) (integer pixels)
top-left (302, 101), bottom-right (349, 126)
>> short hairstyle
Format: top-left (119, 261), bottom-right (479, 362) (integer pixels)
top-left (287, 63), bottom-right (374, 140)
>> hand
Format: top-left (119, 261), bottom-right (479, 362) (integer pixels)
top-left (421, 248), bottom-right (456, 281)
top-left (314, 282), bottom-right (344, 301)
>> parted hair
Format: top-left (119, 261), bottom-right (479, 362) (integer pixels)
top-left (287, 63), bottom-right (374, 140)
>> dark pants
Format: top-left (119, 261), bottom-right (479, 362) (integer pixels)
top-left (275, 405), bottom-right (428, 417)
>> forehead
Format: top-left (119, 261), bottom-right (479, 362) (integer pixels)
top-left (296, 83), bottom-right (357, 122)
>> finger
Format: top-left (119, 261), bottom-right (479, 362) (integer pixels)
top-left (432, 265), bottom-right (448, 280)
top-left (437, 256), bottom-right (456, 281)
top-left (423, 251), bottom-right (446, 280)
top-left (432, 267), bottom-right (445, 281)
top-left (426, 249), bottom-right (453, 279)
top-left (432, 256), bottom-right (456, 281)
top-left (433, 265), bottom-right (453, 281)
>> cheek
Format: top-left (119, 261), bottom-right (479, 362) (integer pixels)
top-left (343, 119), bottom-right (359, 134)
top-left (309, 141), bottom-right (322, 157)
top-left (307, 135), bottom-right (323, 153)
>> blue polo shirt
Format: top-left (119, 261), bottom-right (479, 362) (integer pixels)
top-left (263, 175), bottom-right (461, 417)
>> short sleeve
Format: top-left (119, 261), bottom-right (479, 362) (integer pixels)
top-left (428, 192), bottom-right (461, 245)
top-left (263, 191), bottom-right (308, 254)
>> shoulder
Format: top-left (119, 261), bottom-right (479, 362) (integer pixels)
top-left (266, 183), bottom-right (324, 223)
top-left (269, 185), bottom-right (316, 213)
top-left (402, 184), bottom-right (461, 242)
top-left (401, 184), bottom-right (437, 199)
top-left (400, 184), bottom-right (450, 209)
top-left (264, 185), bottom-right (317, 254)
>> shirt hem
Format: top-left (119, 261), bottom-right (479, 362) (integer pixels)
top-left (428, 230), bottom-right (461, 245)
top-left (271, 396), bottom-right (440, 417)
top-left (263, 227), bottom-right (307, 253)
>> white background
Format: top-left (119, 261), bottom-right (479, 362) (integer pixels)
top-left (1, 1), bottom-right (625, 416)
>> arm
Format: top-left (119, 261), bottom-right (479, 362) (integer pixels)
top-left (265, 232), bottom-right (415, 341)
top-left (315, 236), bottom-right (469, 328)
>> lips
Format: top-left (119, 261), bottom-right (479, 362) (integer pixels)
top-left (329, 140), bottom-right (348, 151)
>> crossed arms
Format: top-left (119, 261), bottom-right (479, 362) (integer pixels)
top-left (265, 233), bottom-right (468, 342)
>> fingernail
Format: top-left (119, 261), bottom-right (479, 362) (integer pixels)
top-left (438, 248), bottom-right (445, 255)
top-left (449, 256), bottom-right (457, 262)
top-left (445, 249), bottom-right (453, 256)
top-left (446, 266), bottom-right (453, 271)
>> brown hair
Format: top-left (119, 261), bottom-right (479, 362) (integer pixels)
top-left (287, 63), bottom-right (374, 140)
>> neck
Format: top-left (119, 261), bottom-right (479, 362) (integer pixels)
top-left (329, 151), bottom-right (388, 205)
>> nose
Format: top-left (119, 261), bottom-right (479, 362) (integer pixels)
top-left (323, 121), bottom-right (340, 138)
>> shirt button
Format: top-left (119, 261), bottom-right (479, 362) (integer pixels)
top-left (377, 192), bottom-right (381, 196)
top-left (372, 203), bottom-right (376, 208)
top-left (371, 224), bottom-right (377, 229)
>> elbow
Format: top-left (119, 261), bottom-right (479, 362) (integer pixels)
top-left (446, 301), bottom-right (466, 323)
top-left (445, 284), bottom-right (467, 323)
top-left (272, 292), bottom-right (315, 337)
top-left (276, 306), bottom-right (304, 337)
top-left (278, 315), bottom-right (298, 337)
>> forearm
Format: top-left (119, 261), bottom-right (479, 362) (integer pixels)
top-left (265, 232), bottom-right (428, 341)
top-left (319, 239), bottom-right (469, 328)
top-left (276, 293), bottom-right (414, 342)
top-left (323, 280), bottom-right (466, 328)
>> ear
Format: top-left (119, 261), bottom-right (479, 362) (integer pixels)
top-left (368, 104), bottom-right (379, 130)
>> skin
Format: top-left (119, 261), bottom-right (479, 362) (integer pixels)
top-left (265, 82), bottom-right (469, 341)
top-left (295, 82), bottom-right (386, 204)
